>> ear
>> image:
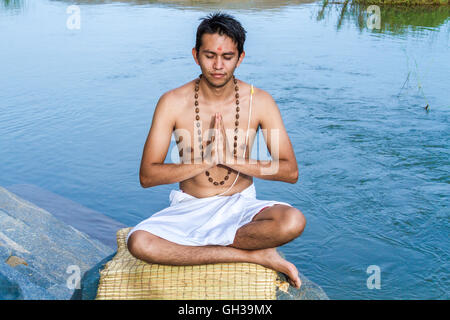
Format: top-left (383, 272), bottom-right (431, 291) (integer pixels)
top-left (192, 48), bottom-right (200, 65)
top-left (236, 50), bottom-right (245, 68)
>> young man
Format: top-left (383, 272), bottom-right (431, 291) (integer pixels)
top-left (127, 13), bottom-right (305, 288)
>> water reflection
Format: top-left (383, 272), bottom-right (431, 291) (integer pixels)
top-left (0, 0), bottom-right (25, 10)
top-left (317, 0), bottom-right (450, 34)
top-left (5, 0), bottom-right (450, 35)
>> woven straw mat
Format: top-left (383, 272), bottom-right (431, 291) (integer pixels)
top-left (95, 227), bottom-right (284, 300)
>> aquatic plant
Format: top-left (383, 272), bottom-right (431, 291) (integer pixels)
top-left (353, 0), bottom-right (448, 5)
top-left (318, 1), bottom-right (450, 33)
top-left (1, 0), bottom-right (24, 9)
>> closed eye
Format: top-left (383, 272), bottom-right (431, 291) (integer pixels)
top-left (203, 52), bottom-right (235, 60)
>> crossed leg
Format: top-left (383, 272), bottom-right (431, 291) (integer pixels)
top-left (229, 204), bottom-right (306, 249)
top-left (127, 204), bottom-right (306, 288)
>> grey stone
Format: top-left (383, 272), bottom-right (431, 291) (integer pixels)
top-left (0, 272), bottom-right (22, 300)
top-left (6, 184), bottom-right (126, 249)
top-left (0, 186), bottom-right (114, 299)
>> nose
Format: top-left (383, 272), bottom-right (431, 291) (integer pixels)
top-left (213, 56), bottom-right (224, 70)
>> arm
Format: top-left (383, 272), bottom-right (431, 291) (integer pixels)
top-left (139, 92), bottom-right (209, 188)
top-left (226, 89), bottom-right (299, 184)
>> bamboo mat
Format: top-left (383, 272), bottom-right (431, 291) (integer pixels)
top-left (95, 227), bottom-right (281, 300)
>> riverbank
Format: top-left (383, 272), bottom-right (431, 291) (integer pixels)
top-left (352, 0), bottom-right (448, 5)
top-left (0, 186), bottom-right (114, 299)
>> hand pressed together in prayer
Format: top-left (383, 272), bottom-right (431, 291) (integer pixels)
top-left (204, 113), bottom-right (235, 169)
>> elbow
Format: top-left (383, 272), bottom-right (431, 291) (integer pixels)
top-left (289, 169), bottom-right (299, 184)
top-left (283, 160), bottom-right (298, 184)
top-left (139, 164), bottom-right (155, 188)
top-left (139, 174), bottom-right (153, 188)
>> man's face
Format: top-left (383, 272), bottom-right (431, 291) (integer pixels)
top-left (193, 33), bottom-right (245, 88)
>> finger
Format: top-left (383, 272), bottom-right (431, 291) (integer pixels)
top-left (219, 114), bottom-right (224, 130)
top-left (215, 114), bottom-right (219, 136)
top-left (219, 115), bottom-right (226, 135)
top-left (216, 117), bottom-right (222, 140)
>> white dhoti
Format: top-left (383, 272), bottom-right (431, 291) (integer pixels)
top-left (126, 183), bottom-right (292, 246)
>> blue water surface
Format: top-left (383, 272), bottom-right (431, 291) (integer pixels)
top-left (0, 0), bottom-right (449, 299)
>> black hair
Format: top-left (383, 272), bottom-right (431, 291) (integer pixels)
top-left (195, 12), bottom-right (247, 57)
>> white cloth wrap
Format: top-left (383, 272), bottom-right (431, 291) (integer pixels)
top-left (126, 183), bottom-right (292, 246)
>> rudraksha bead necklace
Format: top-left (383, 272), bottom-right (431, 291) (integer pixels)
top-left (194, 74), bottom-right (240, 186)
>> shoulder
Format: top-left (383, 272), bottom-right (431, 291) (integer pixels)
top-left (247, 85), bottom-right (280, 124)
top-left (153, 80), bottom-right (196, 120)
top-left (235, 80), bottom-right (276, 108)
top-left (252, 86), bottom-right (276, 106)
top-left (151, 80), bottom-right (198, 129)
top-left (158, 80), bottom-right (195, 107)
top-left (247, 86), bottom-right (285, 129)
top-left (234, 80), bottom-right (279, 126)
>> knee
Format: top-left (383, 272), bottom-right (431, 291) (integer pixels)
top-left (280, 208), bottom-right (306, 240)
top-left (127, 231), bottom-right (159, 262)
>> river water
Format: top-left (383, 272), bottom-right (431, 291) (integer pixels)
top-left (0, 0), bottom-right (449, 299)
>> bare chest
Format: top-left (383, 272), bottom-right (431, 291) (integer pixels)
top-left (173, 97), bottom-right (259, 163)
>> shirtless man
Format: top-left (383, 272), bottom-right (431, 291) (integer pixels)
top-left (127, 13), bottom-right (305, 288)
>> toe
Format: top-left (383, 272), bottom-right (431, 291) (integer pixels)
top-left (296, 277), bottom-right (302, 289)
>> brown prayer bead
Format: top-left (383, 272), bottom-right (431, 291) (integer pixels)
top-left (194, 75), bottom-right (241, 186)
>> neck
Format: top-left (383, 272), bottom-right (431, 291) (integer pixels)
top-left (198, 74), bottom-right (235, 103)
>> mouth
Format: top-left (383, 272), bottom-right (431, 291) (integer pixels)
top-left (211, 73), bottom-right (225, 79)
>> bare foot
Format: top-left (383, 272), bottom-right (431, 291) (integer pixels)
top-left (251, 248), bottom-right (302, 289)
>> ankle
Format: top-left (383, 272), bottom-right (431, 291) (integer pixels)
top-left (245, 248), bottom-right (265, 265)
